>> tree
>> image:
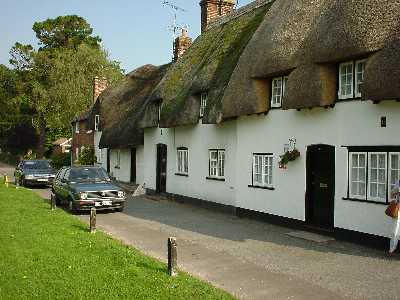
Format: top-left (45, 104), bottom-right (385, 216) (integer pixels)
top-left (8, 15), bottom-right (124, 158)
top-left (32, 15), bottom-right (101, 50)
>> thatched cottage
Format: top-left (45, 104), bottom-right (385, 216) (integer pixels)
top-left (81, 0), bottom-right (400, 242)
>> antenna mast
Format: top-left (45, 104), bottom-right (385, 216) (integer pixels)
top-left (162, 1), bottom-right (188, 61)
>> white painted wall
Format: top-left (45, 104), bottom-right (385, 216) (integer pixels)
top-left (236, 100), bottom-right (400, 238)
top-left (144, 121), bottom-right (237, 207)
top-left (136, 145), bottom-right (145, 185)
top-left (94, 132), bottom-right (107, 170)
top-left (143, 100), bottom-right (399, 238)
top-left (109, 149), bottom-right (131, 182)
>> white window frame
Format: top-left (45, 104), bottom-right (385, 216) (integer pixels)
top-left (389, 153), bottom-right (400, 198)
top-left (354, 59), bottom-right (366, 98)
top-left (177, 148), bottom-right (189, 175)
top-left (338, 61), bottom-right (354, 100)
top-left (209, 149), bottom-right (225, 179)
top-left (367, 152), bottom-right (387, 203)
top-left (75, 121), bottom-right (80, 134)
top-left (200, 92), bottom-right (208, 118)
top-left (252, 154), bottom-right (273, 188)
top-left (349, 152), bottom-right (367, 200)
top-left (94, 115), bottom-right (100, 131)
top-left (271, 76), bottom-right (288, 108)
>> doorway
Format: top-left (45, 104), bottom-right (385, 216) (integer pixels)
top-left (305, 144), bottom-right (335, 229)
top-left (156, 143), bottom-right (167, 193)
top-left (130, 148), bottom-right (136, 183)
top-left (106, 149), bottom-right (111, 174)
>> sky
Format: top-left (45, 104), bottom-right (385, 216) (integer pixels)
top-left (0, 0), bottom-right (253, 73)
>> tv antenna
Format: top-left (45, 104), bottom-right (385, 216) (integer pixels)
top-left (162, 1), bottom-right (188, 60)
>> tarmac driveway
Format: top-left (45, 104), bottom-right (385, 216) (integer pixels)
top-left (78, 195), bottom-right (399, 300)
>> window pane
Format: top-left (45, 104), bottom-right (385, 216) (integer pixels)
top-left (360, 182), bottom-right (366, 196)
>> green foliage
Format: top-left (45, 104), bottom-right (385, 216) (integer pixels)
top-left (0, 186), bottom-right (235, 300)
top-left (77, 146), bottom-right (96, 166)
top-left (6, 15), bottom-right (124, 157)
top-left (32, 15), bottom-right (101, 50)
top-left (50, 151), bottom-right (71, 170)
top-left (279, 148), bottom-right (301, 166)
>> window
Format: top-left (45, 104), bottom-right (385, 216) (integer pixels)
top-left (346, 148), bottom-right (400, 204)
top-left (271, 76), bottom-right (288, 108)
top-left (209, 150), bottom-right (225, 178)
top-left (338, 60), bottom-right (366, 100)
top-left (200, 92), bottom-right (207, 117)
top-left (115, 150), bottom-right (121, 168)
top-left (176, 148), bottom-right (188, 175)
top-left (389, 153), bottom-right (400, 193)
top-left (253, 154), bottom-right (273, 187)
top-left (75, 122), bottom-right (80, 134)
top-left (368, 153), bottom-right (387, 202)
top-left (349, 153), bottom-right (367, 199)
top-left (95, 115), bottom-right (100, 131)
top-left (355, 60), bottom-right (366, 97)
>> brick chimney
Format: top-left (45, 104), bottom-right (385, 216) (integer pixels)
top-left (200, 0), bottom-right (236, 33)
top-left (173, 28), bottom-right (193, 62)
top-left (93, 77), bottom-right (108, 102)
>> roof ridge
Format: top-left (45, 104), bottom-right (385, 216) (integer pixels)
top-left (207, 0), bottom-right (274, 29)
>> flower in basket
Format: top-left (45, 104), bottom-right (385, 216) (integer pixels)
top-left (279, 148), bottom-right (300, 167)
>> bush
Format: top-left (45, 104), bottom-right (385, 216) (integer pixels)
top-left (50, 152), bottom-right (71, 170)
top-left (78, 146), bottom-right (96, 166)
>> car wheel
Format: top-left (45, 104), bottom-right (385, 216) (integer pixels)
top-left (68, 200), bottom-right (77, 214)
top-left (116, 205), bottom-right (124, 212)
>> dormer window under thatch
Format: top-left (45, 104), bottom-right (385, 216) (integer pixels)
top-left (200, 92), bottom-right (208, 118)
top-left (338, 59), bottom-right (366, 100)
top-left (271, 76), bottom-right (288, 108)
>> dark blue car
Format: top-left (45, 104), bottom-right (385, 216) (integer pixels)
top-left (14, 160), bottom-right (56, 187)
top-left (51, 166), bottom-right (126, 213)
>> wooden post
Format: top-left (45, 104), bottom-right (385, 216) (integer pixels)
top-left (4, 175), bottom-right (9, 188)
top-left (168, 237), bottom-right (177, 276)
top-left (90, 207), bottom-right (96, 233)
top-left (51, 195), bottom-right (56, 211)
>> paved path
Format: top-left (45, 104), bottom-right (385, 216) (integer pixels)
top-left (2, 162), bottom-right (399, 299)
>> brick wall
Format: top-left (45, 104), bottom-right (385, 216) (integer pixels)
top-left (200, 0), bottom-right (235, 32)
top-left (71, 120), bottom-right (94, 163)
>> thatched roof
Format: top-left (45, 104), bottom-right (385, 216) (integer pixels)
top-left (140, 0), bottom-right (273, 128)
top-left (98, 64), bottom-right (169, 149)
top-left (221, 0), bottom-right (400, 118)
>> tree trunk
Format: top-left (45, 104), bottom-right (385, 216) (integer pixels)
top-left (37, 115), bottom-right (46, 158)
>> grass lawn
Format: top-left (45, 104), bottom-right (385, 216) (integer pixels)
top-left (0, 183), bottom-right (235, 300)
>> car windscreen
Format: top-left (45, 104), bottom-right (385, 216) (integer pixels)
top-left (69, 168), bottom-right (110, 183)
top-left (24, 161), bottom-right (51, 169)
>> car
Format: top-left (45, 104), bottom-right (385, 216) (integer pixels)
top-left (14, 160), bottom-right (56, 187)
top-left (51, 166), bottom-right (126, 213)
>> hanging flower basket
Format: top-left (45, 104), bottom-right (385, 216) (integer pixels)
top-left (279, 148), bottom-right (300, 168)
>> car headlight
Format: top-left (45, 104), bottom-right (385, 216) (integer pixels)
top-left (118, 191), bottom-right (125, 198)
top-left (25, 175), bottom-right (34, 179)
top-left (80, 192), bottom-right (88, 200)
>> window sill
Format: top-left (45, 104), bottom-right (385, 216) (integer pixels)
top-left (206, 176), bottom-right (225, 182)
top-left (336, 97), bottom-right (363, 102)
top-left (175, 173), bottom-right (188, 177)
top-left (248, 184), bottom-right (275, 190)
top-left (342, 197), bottom-right (387, 205)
